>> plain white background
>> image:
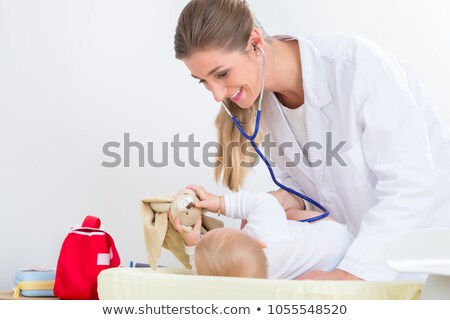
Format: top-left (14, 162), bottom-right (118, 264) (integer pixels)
top-left (1, 0), bottom-right (449, 290)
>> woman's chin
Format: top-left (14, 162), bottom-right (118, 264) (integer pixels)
top-left (236, 100), bottom-right (255, 109)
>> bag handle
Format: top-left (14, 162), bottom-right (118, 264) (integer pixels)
top-left (82, 215), bottom-right (101, 229)
top-left (105, 232), bottom-right (121, 267)
top-left (81, 215), bottom-right (121, 266)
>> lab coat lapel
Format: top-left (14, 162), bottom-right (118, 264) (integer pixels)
top-left (260, 35), bottom-right (334, 195)
top-left (298, 36), bottom-right (333, 192)
top-left (305, 106), bottom-right (330, 193)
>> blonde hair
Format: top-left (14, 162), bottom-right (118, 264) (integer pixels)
top-left (174, 0), bottom-right (270, 191)
top-left (195, 228), bottom-right (268, 278)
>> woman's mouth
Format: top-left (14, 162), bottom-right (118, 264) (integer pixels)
top-left (230, 87), bottom-right (243, 102)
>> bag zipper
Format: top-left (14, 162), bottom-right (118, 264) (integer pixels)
top-left (13, 280), bottom-right (55, 298)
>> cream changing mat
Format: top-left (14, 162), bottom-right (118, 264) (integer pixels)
top-left (97, 268), bottom-right (422, 300)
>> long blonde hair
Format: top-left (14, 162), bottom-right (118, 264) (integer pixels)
top-left (174, 0), bottom-right (269, 191)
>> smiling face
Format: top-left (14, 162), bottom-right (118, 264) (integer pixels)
top-left (183, 45), bottom-right (263, 109)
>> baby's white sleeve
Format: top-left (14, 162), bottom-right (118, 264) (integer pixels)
top-left (223, 191), bottom-right (269, 220)
top-left (224, 191), bottom-right (292, 243)
top-left (184, 245), bottom-right (197, 274)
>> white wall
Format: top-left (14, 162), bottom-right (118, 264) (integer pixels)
top-left (1, 0), bottom-right (449, 289)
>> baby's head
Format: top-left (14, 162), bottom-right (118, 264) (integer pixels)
top-left (195, 228), bottom-right (268, 278)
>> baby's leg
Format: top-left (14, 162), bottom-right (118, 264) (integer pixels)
top-left (269, 189), bottom-right (305, 211)
top-left (286, 209), bottom-right (334, 222)
top-left (270, 189), bottom-right (333, 222)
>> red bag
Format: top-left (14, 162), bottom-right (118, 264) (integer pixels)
top-left (54, 215), bottom-right (120, 299)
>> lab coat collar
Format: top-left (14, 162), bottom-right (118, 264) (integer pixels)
top-left (272, 35), bottom-right (333, 109)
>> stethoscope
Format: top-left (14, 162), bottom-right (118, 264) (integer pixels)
top-left (220, 45), bottom-right (330, 223)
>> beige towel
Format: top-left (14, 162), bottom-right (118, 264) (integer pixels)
top-left (141, 193), bottom-right (223, 270)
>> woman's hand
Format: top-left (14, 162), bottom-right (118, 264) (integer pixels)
top-left (187, 184), bottom-right (222, 213)
top-left (295, 269), bottom-right (362, 280)
top-left (168, 212), bottom-right (202, 247)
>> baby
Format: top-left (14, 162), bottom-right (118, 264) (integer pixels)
top-left (169, 185), bottom-right (354, 279)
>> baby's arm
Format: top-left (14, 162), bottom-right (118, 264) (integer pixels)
top-left (186, 184), bottom-right (223, 214)
top-left (188, 185), bottom-right (296, 244)
top-left (168, 212), bottom-right (200, 272)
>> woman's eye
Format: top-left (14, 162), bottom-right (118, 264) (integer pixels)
top-left (217, 70), bottom-right (229, 78)
top-left (197, 70), bottom-right (228, 85)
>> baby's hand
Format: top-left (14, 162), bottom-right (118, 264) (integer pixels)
top-left (187, 184), bottom-right (221, 213)
top-left (169, 211), bottom-right (202, 247)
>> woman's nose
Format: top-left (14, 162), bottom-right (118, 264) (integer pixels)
top-left (210, 83), bottom-right (227, 102)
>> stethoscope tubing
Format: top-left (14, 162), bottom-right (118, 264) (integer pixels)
top-left (231, 112), bottom-right (330, 222)
top-left (222, 46), bottom-right (330, 222)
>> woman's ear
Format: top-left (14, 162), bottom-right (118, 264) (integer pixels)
top-left (248, 27), bottom-right (264, 51)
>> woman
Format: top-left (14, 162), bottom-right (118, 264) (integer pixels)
top-left (174, 0), bottom-right (450, 280)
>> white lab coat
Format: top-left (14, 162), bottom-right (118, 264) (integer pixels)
top-left (260, 34), bottom-right (450, 280)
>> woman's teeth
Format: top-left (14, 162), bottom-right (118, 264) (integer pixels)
top-left (231, 88), bottom-right (242, 99)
